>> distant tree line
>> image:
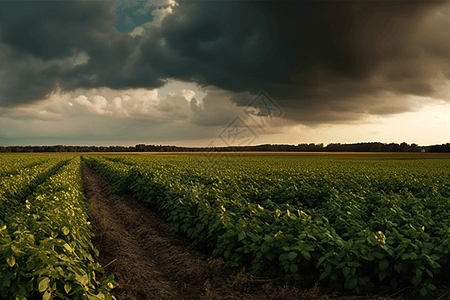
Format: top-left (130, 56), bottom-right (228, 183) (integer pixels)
top-left (0, 142), bottom-right (448, 153)
top-left (427, 143), bottom-right (450, 153)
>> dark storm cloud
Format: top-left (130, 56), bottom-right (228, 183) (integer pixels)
top-left (0, 1), bottom-right (117, 60)
top-left (0, 0), bottom-right (119, 105)
top-left (1, 0), bottom-right (450, 124)
top-left (157, 1), bottom-right (450, 124)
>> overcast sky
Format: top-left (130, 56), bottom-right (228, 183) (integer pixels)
top-left (1, 0), bottom-right (450, 147)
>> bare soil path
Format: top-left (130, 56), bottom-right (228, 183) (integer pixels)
top-left (81, 164), bottom-right (392, 300)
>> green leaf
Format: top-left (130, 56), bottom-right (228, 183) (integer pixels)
top-left (336, 262), bottom-right (346, 269)
top-left (26, 259), bottom-right (35, 271)
top-left (317, 255), bottom-right (327, 267)
top-left (379, 259), bottom-right (389, 271)
top-left (43, 290), bottom-right (51, 300)
top-left (342, 266), bottom-right (350, 277)
top-left (430, 254), bottom-right (440, 261)
top-left (379, 271), bottom-right (387, 282)
top-left (394, 263), bottom-right (402, 273)
top-left (63, 244), bottom-right (73, 253)
top-left (287, 252), bottom-right (298, 261)
top-left (373, 252), bottom-right (384, 259)
top-left (347, 261), bottom-right (360, 267)
top-left (64, 283), bottom-right (72, 294)
top-left (290, 264), bottom-right (299, 273)
top-left (346, 277), bottom-right (358, 290)
top-left (7, 255), bottom-right (15, 268)
top-left (301, 250), bottom-right (311, 260)
top-left (238, 231), bottom-right (246, 241)
top-left (319, 271), bottom-right (329, 280)
top-left (416, 268), bottom-right (423, 279)
top-left (62, 227), bottom-right (70, 236)
top-left (38, 278), bottom-right (50, 293)
top-left (420, 287), bottom-right (428, 297)
top-left (11, 245), bottom-right (24, 255)
top-left (411, 275), bottom-right (421, 286)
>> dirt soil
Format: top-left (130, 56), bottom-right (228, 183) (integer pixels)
top-left (81, 164), bottom-right (432, 300)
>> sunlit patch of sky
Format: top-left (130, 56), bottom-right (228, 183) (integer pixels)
top-left (158, 79), bottom-right (207, 102)
top-left (114, 0), bottom-right (156, 34)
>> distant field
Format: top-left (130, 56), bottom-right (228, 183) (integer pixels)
top-left (77, 151), bottom-right (450, 159)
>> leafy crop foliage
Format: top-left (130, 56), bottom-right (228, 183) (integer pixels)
top-left (0, 154), bottom-right (55, 178)
top-left (83, 154), bottom-right (450, 297)
top-left (0, 155), bottom-right (116, 300)
top-left (0, 156), bottom-right (69, 221)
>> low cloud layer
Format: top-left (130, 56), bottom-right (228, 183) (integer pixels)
top-left (1, 0), bottom-right (450, 129)
top-left (0, 85), bottom-right (296, 146)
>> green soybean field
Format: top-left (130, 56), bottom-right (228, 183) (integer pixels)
top-left (82, 153), bottom-right (450, 297)
top-left (0, 154), bottom-right (116, 300)
top-left (2, 153), bottom-right (450, 299)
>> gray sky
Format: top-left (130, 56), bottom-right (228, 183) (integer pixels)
top-left (1, 0), bottom-right (450, 147)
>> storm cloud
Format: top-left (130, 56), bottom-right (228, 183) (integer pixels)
top-left (1, 0), bottom-right (450, 126)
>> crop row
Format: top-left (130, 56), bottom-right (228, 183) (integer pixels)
top-left (0, 156), bottom-right (71, 221)
top-left (83, 154), bottom-right (450, 296)
top-left (0, 156), bottom-right (116, 300)
top-left (0, 154), bottom-right (54, 178)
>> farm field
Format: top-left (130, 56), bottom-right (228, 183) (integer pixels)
top-left (81, 154), bottom-right (450, 298)
top-left (0, 154), bottom-right (116, 300)
top-left (1, 153), bottom-right (450, 299)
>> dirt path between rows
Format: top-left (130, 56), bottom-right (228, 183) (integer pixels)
top-left (81, 164), bottom-right (390, 300)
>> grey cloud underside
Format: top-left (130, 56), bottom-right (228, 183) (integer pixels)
top-left (1, 1), bottom-right (449, 124)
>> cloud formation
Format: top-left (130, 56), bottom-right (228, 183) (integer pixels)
top-left (1, 0), bottom-right (450, 127)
